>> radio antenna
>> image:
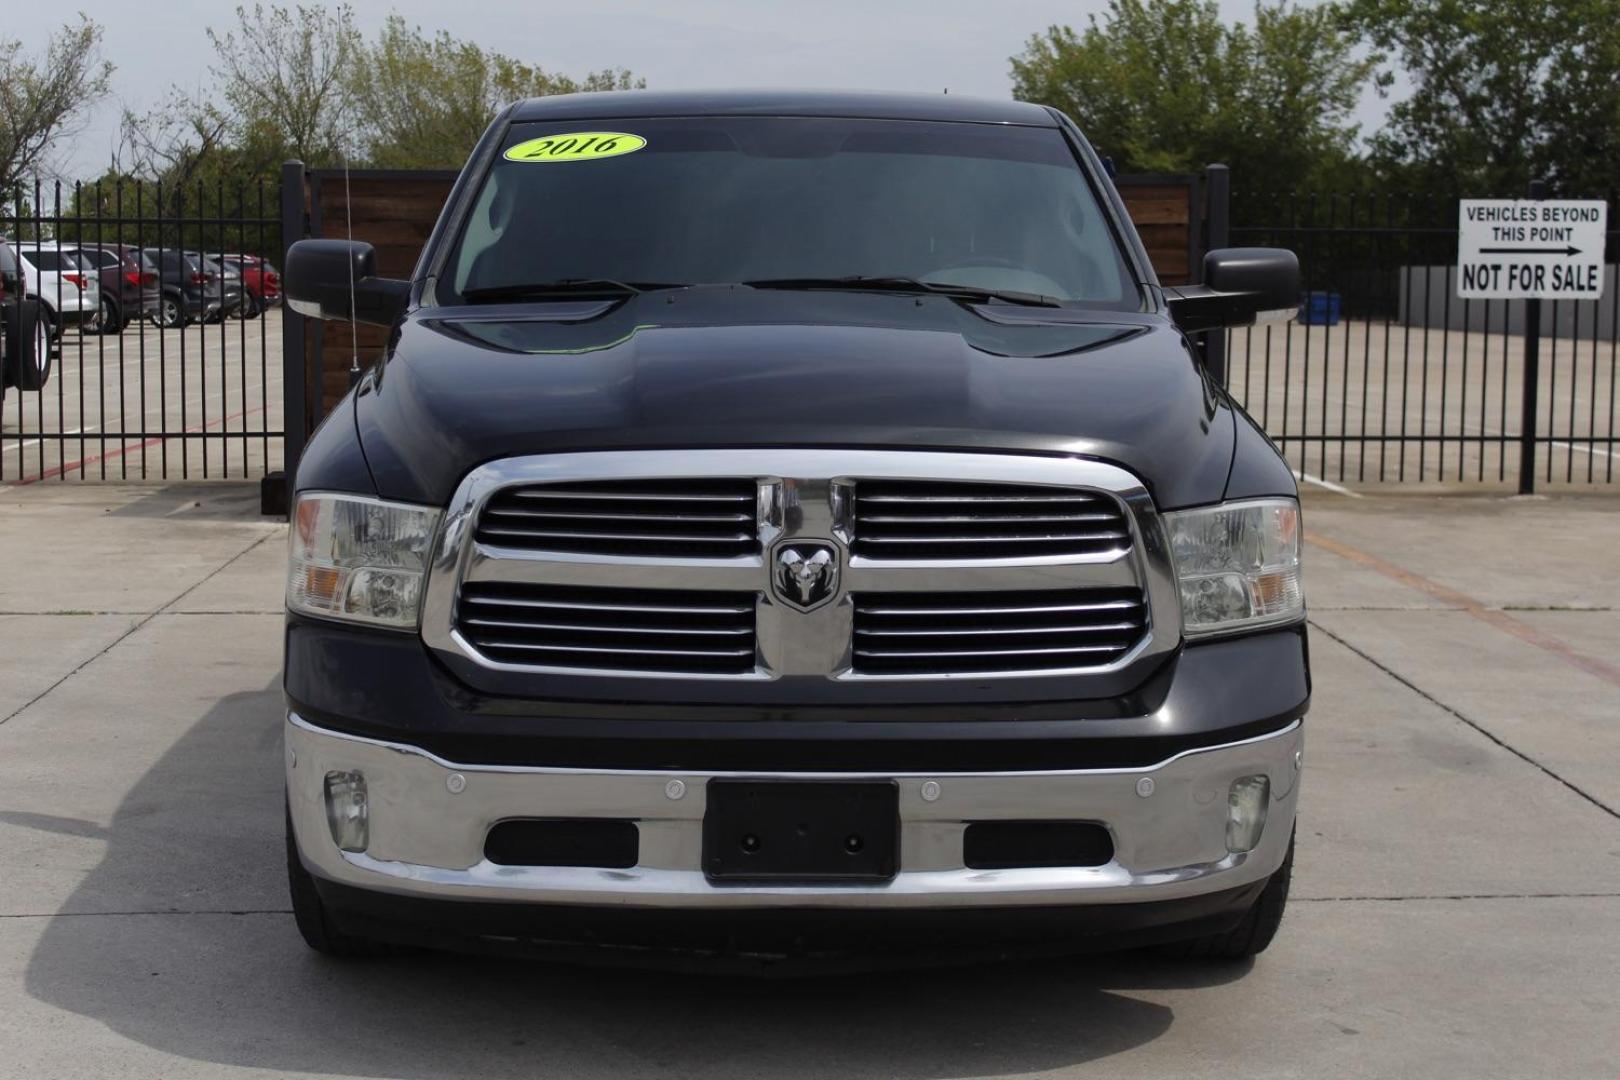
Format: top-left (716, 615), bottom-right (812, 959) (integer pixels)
top-left (344, 152), bottom-right (360, 388)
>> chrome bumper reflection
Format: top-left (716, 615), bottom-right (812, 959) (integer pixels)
top-left (286, 713), bottom-right (1302, 909)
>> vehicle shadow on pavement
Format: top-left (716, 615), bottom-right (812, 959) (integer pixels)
top-left (24, 680), bottom-right (1249, 1078)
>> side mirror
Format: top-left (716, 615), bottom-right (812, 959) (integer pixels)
top-left (284, 239), bottom-right (409, 327)
top-left (1166, 247), bottom-right (1299, 334)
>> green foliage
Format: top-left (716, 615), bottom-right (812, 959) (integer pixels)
top-left (0, 17), bottom-right (114, 195)
top-left (98, 3), bottom-right (645, 200)
top-left (206, 3), bottom-right (362, 168)
top-left (1011, 0), bottom-right (1380, 209)
top-left (349, 16), bottom-right (643, 169)
top-left (49, 168), bottom-right (280, 260)
top-left (1343, 0), bottom-right (1620, 196)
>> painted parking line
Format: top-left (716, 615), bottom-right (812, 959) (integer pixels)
top-left (10, 403), bottom-right (267, 485)
top-left (1306, 529), bottom-right (1620, 689)
top-left (1294, 470), bottom-right (1363, 497)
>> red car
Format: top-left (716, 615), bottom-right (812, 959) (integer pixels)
top-left (221, 254), bottom-right (281, 317)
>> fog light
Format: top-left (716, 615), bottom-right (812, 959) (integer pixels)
top-left (324, 771), bottom-right (369, 852)
top-left (1226, 774), bottom-right (1270, 853)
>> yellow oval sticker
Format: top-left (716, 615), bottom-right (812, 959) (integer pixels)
top-left (504, 132), bottom-right (647, 163)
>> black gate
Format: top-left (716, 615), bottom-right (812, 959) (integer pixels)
top-left (1221, 184), bottom-right (1620, 491)
top-left (1, 179), bottom-right (283, 485)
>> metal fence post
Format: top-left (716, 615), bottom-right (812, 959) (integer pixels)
top-left (268, 159), bottom-right (308, 515)
top-left (1518, 178), bottom-right (1547, 494)
top-left (1203, 164), bottom-right (1231, 385)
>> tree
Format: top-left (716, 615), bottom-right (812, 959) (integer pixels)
top-left (1010, 0), bottom-right (1379, 207)
top-left (0, 17), bottom-right (114, 194)
top-left (1343, 0), bottom-right (1620, 196)
top-left (347, 15), bottom-right (643, 169)
top-left (206, 3), bottom-right (362, 167)
top-left (114, 90), bottom-right (232, 198)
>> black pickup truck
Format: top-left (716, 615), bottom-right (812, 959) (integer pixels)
top-left (281, 90), bottom-right (1308, 967)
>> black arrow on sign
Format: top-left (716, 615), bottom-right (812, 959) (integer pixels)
top-left (1479, 245), bottom-right (1583, 256)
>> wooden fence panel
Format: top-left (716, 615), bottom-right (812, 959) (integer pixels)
top-left (1115, 175), bottom-right (1200, 285)
top-left (306, 171), bottom-right (458, 413)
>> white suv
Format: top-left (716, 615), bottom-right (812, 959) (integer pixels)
top-left (7, 241), bottom-right (102, 333)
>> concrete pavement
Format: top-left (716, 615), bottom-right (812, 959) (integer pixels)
top-left (1, 483), bottom-right (1616, 1079)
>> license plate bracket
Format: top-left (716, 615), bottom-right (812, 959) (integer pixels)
top-left (703, 779), bottom-right (898, 884)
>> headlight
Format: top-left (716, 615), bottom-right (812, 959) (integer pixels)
top-left (1165, 498), bottom-right (1302, 637)
top-left (287, 493), bottom-right (440, 629)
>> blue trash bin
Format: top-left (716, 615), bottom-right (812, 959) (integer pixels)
top-left (1298, 291), bottom-right (1342, 326)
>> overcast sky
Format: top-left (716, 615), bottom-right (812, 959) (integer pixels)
top-left (20, 0), bottom-right (1391, 179)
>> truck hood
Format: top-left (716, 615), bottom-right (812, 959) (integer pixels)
top-left (353, 287), bottom-right (1235, 508)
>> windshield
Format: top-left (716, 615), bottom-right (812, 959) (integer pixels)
top-left (443, 117), bottom-right (1138, 308)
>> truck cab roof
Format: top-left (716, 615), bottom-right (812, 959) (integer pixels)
top-left (509, 89), bottom-right (1060, 127)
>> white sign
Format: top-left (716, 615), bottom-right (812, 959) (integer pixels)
top-left (1457, 199), bottom-right (1607, 300)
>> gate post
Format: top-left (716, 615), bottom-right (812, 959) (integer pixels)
top-left (267, 160), bottom-right (309, 515)
top-left (1203, 164), bottom-right (1231, 385)
top-left (1518, 178), bottom-right (1547, 494)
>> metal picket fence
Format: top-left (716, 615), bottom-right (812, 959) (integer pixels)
top-left (1, 178), bottom-right (283, 485)
top-left (1221, 186), bottom-right (1620, 490)
top-left (9, 168), bottom-right (1618, 496)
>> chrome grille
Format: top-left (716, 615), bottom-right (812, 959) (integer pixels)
top-left (850, 480), bottom-right (1130, 560)
top-left (425, 450), bottom-right (1178, 692)
top-left (475, 478), bottom-right (758, 558)
top-left (852, 588), bottom-right (1147, 675)
top-left (456, 582), bottom-right (757, 674)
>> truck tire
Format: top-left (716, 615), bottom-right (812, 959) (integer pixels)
top-left (285, 807), bottom-right (408, 958)
top-left (5, 298), bottom-right (53, 391)
top-left (1159, 830), bottom-right (1294, 961)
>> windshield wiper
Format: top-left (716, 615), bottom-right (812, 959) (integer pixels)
top-left (744, 275), bottom-right (1063, 308)
top-left (460, 279), bottom-right (687, 303)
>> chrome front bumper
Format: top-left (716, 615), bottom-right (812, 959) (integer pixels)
top-left (286, 713), bottom-right (1302, 909)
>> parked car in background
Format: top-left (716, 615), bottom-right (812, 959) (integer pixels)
top-left (200, 255), bottom-right (249, 321)
top-left (65, 243), bottom-right (160, 333)
top-left (221, 254), bottom-right (281, 316)
top-left (3, 241), bottom-right (101, 335)
top-left (0, 238), bottom-right (55, 396)
top-left (138, 248), bottom-right (245, 327)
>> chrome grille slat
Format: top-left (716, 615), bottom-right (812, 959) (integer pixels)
top-left (852, 587), bottom-right (1147, 675)
top-left (479, 527), bottom-right (755, 544)
top-left (856, 531), bottom-right (1129, 545)
top-left (475, 478), bottom-right (759, 558)
top-left (456, 582), bottom-right (757, 674)
top-left (463, 617), bottom-right (753, 637)
top-left (855, 644), bottom-right (1124, 658)
top-left (859, 599), bottom-right (1142, 616)
top-left (857, 494), bottom-right (1102, 504)
top-left (462, 595), bottom-right (752, 616)
top-left (509, 490), bottom-right (753, 503)
top-left (855, 621), bottom-right (1142, 637)
top-left (851, 480), bottom-right (1132, 560)
top-left (480, 641), bottom-right (756, 658)
top-left (858, 512), bottom-right (1118, 524)
top-left (485, 508), bottom-right (754, 523)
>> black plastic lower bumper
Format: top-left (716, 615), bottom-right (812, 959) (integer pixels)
top-left (284, 618), bottom-right (1309, 773)
top-left (315, 875), bottom-right (1267, 973)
